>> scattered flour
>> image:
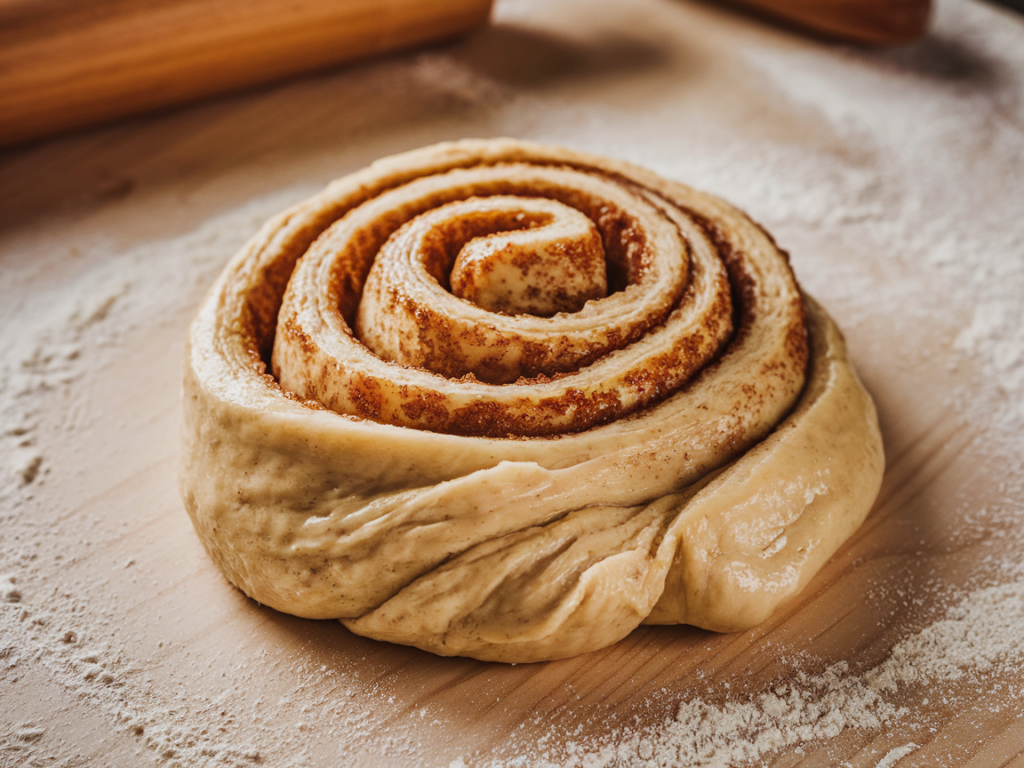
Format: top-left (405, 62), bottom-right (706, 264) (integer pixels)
top-left (1, 546), bottom-right (321, 768)
top-left (954, 300), bottom-right (1024, 425)
top-left (0, 195), bottom-right (326, 768)
top-left (488, 573), bottom-right (1024, 768)
top-left (875, 743), bottom-right (919, 768)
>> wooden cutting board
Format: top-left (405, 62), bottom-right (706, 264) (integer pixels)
top-left (1, 0), bottom-right (1022, 765)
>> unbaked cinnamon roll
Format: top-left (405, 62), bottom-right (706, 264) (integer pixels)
top-left (180, 139), bottom-right (883, 662)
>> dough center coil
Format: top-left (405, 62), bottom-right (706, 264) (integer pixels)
top-left (271, 163), bottom-right (736, 437)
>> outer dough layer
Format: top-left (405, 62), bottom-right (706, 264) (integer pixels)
top-left (180, 139), bottom-right (884, 663)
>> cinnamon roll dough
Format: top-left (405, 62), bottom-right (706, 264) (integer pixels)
top-left (180, 138), bottom-right (883, 663)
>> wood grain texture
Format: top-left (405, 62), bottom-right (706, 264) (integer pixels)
top-left (0, 0), bottom-right (494, 147)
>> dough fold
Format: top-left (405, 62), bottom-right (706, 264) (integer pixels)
top-left (181, 138), bottom-right (884, 662)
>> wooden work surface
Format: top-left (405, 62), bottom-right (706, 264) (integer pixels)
top-left (2, 1), bottom-right (1023, 766)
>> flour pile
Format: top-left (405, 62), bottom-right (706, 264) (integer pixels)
top-left (499, 574), bottom-right (1024, 768)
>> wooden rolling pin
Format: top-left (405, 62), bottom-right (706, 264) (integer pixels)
top-left (0, 0), bottom-right (494, 147)
top-left (726, 0), bottom-right (932, 44)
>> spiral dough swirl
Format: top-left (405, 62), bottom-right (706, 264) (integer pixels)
top-left (181, 139), bottom-right (884, 662)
